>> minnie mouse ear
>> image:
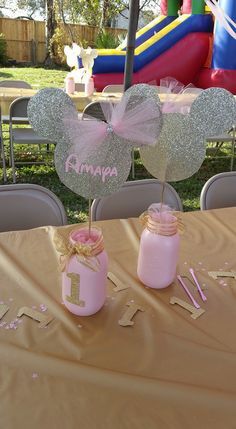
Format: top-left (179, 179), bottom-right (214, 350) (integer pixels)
top-left (189, 87), bottom-right (236, 136)
top-left (124, 83), bottom-right (161, 108)
top-left (28, 88), bottom-right (78, 142)
top-left (140, 113), bottom-right (206, 182)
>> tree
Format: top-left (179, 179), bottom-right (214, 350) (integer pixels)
top-left (66, 0), bottom-right (160, 27)
top-left (45, 0), bottom-right (57, 64)
top-left (15, 0), bottom-right (45, 18)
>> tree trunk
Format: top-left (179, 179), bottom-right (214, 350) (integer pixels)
top-left (44, 0), bottom-right (57, 66)
top-left (100, 0), bottom-right (112, 28)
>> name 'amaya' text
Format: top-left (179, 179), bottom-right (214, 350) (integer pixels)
top-left (65, 154), bottom-right (118, 183)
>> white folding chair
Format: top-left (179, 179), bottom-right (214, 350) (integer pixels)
top-left (82, 101), bottom-right (107, 121)
top-left (0, 106), bottom-right (7, 182)
top-left (0, 80), bottom-right (32, 89)
top-left (200, 172), bottom-right (236, 210)
top-left (206, 127), bottom-right (236, 171)
top-left (102, 84), bottom-right (124, 94)
top-left (9, 97), bottom-right (55, 182)
top-left (91, 178), bottom-right (183, 221)
top-left (0, 183), bottom-right (67, 232)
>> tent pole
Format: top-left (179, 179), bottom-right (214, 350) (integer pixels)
top-left (124, 0), bottom-right (140, 91)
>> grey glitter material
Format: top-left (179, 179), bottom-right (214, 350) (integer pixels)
top-left (55, 133), bottom-right (132, 199)
top-left (26, 84), bottom-right (162, 199)
top-left (125, 83), bottom-right (161, 108)
top-left (190, 87), bottom-right (236, 136)
top-left (140, 87), bottom-right (236, 182)
top-left (28, 84), bottom-right (236, 195)
top-left (140, 113), bottom-right (206, 182)
top-left (28, 88), bottom-right (77, 142)
top-left (122, 84), bottom-right (162, 148)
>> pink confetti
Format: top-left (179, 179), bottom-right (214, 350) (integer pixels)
top-left (32, 373), bottom-right (39, 379)
top-left (40, 304), bottom-right (47, 312)
top-left (0, 322), bottom-right (6, 327)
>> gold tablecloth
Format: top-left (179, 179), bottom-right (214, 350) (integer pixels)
top-left (1, 208), bottom-right (236, 428)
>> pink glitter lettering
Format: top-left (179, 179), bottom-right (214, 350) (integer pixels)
top-left (65, 154), bottom-right (118, 183)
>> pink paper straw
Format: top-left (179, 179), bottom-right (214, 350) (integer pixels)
top-left (189, 268), bottom-right (207, 302)
top-left (177, 275), bottom-right (200, 309)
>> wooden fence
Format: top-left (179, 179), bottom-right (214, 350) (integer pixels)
top-left (0, 18), bottom-right (127, 64)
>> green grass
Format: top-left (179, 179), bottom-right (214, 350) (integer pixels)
top-left (0, 67), bottom-right (234, 223)
top-left (0, 66), bottom-right (67, 89)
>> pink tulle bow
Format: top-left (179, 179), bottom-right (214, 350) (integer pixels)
top-left (64, 93), bottom-right (161, 162)
top-left (158, 77), bottom-right (202, 114)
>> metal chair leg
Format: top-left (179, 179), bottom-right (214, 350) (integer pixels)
top-left (9, 130), bottom-right (16, 183)
top-left (230, 127), bottom-right (236, 171)
top-left (131, 148), bottom-right (135, 179)
top-left (0, 123), bottom-right (7, 183)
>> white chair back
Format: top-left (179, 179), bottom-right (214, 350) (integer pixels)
top-left (200, 172), bottom-right (236, 210)
top-left (0, 184), bottom-right (67, 232)
top-left (91, 179), bottom-right (183, 221)
top-left (0, 80), bottom-right (32, 89)
top-left (102, 84), bottom-right (124, 94)
top-left (82, 101), bottom-right (107, 121)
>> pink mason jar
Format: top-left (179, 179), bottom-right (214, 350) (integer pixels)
top-left (65, 76), bottom-right (75, 94)
top-left (137, 206), bottom-right (180, 289)
top-left (62, 227), bottom-right (108, 316)
top-left (85, 77), bottom-right (94, 96)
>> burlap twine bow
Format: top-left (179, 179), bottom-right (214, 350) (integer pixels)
top-left (53, 227), bottom-right (104, 272)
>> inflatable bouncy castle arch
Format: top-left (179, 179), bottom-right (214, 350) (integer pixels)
top-left (92, 0), bottom-right (236, 94)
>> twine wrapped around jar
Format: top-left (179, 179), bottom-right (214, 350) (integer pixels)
top-left (54, 227), bottom-right (104, 272)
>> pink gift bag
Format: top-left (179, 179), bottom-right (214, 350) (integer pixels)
top-left (62, 227), bottom-right (108, 316)
top-left (137, 204), bottom-right (180, 289)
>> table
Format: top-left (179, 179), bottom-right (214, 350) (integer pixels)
top-left (0, 87), bottom-right (37, 116)
top-left (0, 87), bottom-right (122, 116)
top-left (1, 207), bottom-right (236, 428)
